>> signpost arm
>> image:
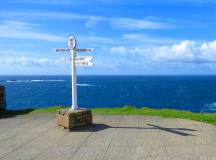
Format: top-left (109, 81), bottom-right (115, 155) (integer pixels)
top-left (71, 49), bottom-right (78, 110)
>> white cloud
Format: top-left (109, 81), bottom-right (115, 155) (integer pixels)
top-left (110, 46), bottom-right (128, 54)
top-left (85, 16), bottom-right (104, 28)
top-left (122, 33), bottom-right (179, 45)
top-left (200, 41), bottom-right (216, 61)
top-left (1, 11), bottom-right (171, 30)
top-left (151, 40), bottom-right (196, 62)
top-left (110, 46), bottom-right (148, 55)
top-left (110, 40), bottom-right (216, 63)
top-left (110, 18), bottom-right (169, 30)
top-left (0, 20), bottom-right (65, 41)
top-left (0, 56), bottom-right (59, 66)
top-left (80, 33), bottom-right (179, 49)
top-left (6, 12), bottom-right (90, 20)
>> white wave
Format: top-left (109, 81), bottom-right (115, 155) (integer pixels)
top-left (30, 80), bottom-right (65, 82)
top-left (77, 83), bottom-right (94, 87)
top-left (5, 79), bottom-right (65, 83)
top-left (6, 80), bottom-right (29, 83)
top-left (3, 80), bottom-right (93, 87)
top-left (202, 102), bottom-right (216, 112)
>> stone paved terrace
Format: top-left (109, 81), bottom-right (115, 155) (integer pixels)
top-left (0, 113), bottom-right (216, 160)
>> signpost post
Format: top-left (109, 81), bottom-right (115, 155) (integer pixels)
top-left (55, 35), bottom-right (94, 130)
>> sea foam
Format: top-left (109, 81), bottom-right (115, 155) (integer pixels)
top-left (2, 79), bottom-right (66, 83)
top-left (201, 102), bottom-right (216, 112)
top-left (77, 83), bottom-right (94, 87)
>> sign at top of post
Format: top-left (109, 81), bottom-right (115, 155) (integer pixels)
top-left (68, 36), bottom-right (76, 49)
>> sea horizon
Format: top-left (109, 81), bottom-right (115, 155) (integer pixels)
top-left (2, 74), bottom-right (216, 76)
top-left (1, 75), bottom-right (216, 113)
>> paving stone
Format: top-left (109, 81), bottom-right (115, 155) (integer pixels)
top-left (0, 113), bottom-right (216, 160)
top-left (102, 146), bottom-right (137, 160)
top-left (134, 145), bottom-right (168, 159)
top-left (1, 128), bottom-right (67, 160)
top-left (165, 146), bottom-right (195, 157)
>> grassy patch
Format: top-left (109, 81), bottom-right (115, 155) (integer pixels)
top-left (32, 106), bottom-right (67, 113)
top-left (1, 106), bottom-right (216, 126)
top-left (92, 106), bottom-right (216, 125)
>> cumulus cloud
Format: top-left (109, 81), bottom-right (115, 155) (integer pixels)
top-left (151, 40), bottom-right (197, 62)
top-left (110, 40), bottom-right (216, 63)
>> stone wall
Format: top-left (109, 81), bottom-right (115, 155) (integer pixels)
top-left (0, 85), bottom-right (6, 111)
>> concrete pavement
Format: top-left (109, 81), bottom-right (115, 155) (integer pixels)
top-left (0, 113), bottom-right (216, 160)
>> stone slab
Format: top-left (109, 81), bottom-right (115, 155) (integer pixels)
top-left (0, 113), bottom-right (216, 160)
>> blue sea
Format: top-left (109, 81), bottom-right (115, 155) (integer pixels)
top-left (1, 75), bottom-right (216, 113)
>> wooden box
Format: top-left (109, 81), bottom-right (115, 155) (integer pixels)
top-left (56, 109), bottom-right (92, 129)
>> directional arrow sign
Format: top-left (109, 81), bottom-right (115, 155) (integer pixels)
top-left (62, 56), bottom-right (93, 62)
top-left (55, 48), bottom-right (94, 53)
top-left (75, 56), bottom-right (93, 62)
top-left (75, 48), bottom-right (94, 52)
top-left (55, 48), bottom-right (71, 52)
top-left (75, 61), bottom-right (94, 66)
top-left (61, 56), bottom-right (93, 65)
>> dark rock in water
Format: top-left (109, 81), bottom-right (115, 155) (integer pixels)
top-left (0, 85), bottom-right (6, 111)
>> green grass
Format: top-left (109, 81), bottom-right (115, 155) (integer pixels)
top-left (92, 106), bottom-right (216, 125)
top-left (1, 106), bottom-right (216, 126)
top-left (32, 106), bottom-right (67, 113)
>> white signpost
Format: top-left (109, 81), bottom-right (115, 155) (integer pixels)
top-left (55, 36), bottom-right (94, 110)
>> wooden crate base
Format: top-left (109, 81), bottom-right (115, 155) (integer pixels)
top-left (56, 109), bottom-right (92, 130)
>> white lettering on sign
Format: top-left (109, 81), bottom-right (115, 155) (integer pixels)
top-left (55, 48), bottom-right (94, 53)
top-left (61, 56), bottom-right (93, 64)
top-left (55, 48), bottom-right (71, 52)
top-left (75, 56), bottom-right (93, 62)
top-left (75, 48), bottom-right (94, 52)
top-left (75, 61), bottom-right (94, 66)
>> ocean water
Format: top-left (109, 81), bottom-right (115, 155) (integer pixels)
top-left (0, 75), bottom-right (216, 113)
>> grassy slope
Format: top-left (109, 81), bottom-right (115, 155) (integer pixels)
top-left (31, 106), bottom-right (216, 126)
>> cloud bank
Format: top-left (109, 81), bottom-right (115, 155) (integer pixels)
top-left (110, 40), bottom-right (216, 63)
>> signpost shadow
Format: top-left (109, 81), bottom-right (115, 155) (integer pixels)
top-left (71, 123), bottom-right (197, 136)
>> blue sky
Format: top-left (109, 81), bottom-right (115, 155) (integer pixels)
top-left (1, 0), bottom-right (216, 75)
